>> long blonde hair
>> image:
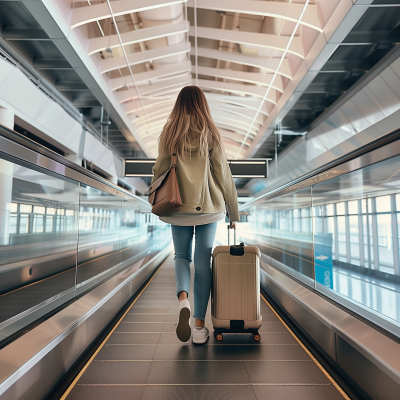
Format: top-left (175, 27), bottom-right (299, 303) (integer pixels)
top-left (159, 86), bottom-right (223, 159)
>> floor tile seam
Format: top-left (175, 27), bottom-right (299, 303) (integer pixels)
top-left (74, 383), bottom-right (333, 387)
top-left (143, 264), bottom-right (168, 372)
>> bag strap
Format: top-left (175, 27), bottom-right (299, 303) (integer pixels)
top-left (148, 153), bottom-right (178, 196)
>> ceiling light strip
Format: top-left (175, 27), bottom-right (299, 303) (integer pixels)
top-left (235, 0), bottom-right (310, 160)
top-left (194, 0), bottom-right (198, 85)
top-left (105, 0), bottom-right (156, 147)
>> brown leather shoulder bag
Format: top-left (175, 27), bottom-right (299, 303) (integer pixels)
top-left (148, 153), bottom-right (182, 217)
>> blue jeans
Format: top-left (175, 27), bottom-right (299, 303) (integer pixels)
top-left (171, 222), bottom-right (218, 320)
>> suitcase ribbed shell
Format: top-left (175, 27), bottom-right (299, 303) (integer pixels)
top-left (212, 245), bottom-right (262, 329)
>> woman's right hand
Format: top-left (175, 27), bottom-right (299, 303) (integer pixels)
top-left (229, 222), bottom-right (236, 229)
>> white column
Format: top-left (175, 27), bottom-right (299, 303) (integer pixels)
top-left (0, 106), bottom-right (14, 245)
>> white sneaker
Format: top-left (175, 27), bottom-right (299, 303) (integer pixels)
top-left (176, 299), bottom-right (191, 342)
top-left (192, 326), bottom-right (209, 344)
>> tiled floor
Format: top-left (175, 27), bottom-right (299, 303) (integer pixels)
top-left (66, 257), bottom-right (346, 400)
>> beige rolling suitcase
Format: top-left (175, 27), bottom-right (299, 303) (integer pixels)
top-left (211, 225), bottom-right (262, 342)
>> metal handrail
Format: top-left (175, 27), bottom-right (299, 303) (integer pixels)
top-left (0, 124), bottom-right (149, 205)
top-left (240, 127), bottom-right (400, 209)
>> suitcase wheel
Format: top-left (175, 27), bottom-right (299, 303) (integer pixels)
top-left (253, 334), bottom-right (261, 342)
top-left (215, 333), bottom-right (223, 341)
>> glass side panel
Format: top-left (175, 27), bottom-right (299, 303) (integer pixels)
top-left (76, 185), bottom-right (122, 288)
top-left (312, 156), bottom-right (400, 325)
top-left (142, 210), bottom-right (175, 257)
top-left (0, 156), bottom-right (172, 344)
top-left (0, 159), bottom-right (79, 324)
top-left (257, 201), bottom-right (271, 260)
top-left (236, 202), bottom-right (269, 258)
top-left (119, 199), bottom-right (141, 267)
top-left (270, 188), bottom-right (314, 285)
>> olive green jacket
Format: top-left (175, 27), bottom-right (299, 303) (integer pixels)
top-left (151, 132), bottom-right (240, 222)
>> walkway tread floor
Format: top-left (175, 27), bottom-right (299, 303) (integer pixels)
top-left (65, 257), bottom-right (346, 400)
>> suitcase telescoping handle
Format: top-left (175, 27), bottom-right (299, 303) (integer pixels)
top-left (227, 224), bottom-right (236, 246)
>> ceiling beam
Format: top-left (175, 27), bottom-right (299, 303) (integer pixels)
top-left (190, 26), bottom-right (304, 58)
top-left (129, 96), bottom-right (266, 124)
top-left (135, 90), bottom-right (271, 115)
top-left (71, 0), bottom-right (187, 29)
top-left (130, 103), bottom-right (173, 119)
top-left (133, 108), bottom-right (261, 134)
top-left (124, 98), bottom-right (175, 115)
top-left (115, 76), bottom-right (192, 103)
top-left (209, 107), bottom-right (263, 126)
top-left (208, 100), bottom-right (265, 122)
top-left (195, 47), bottom-right (292, 79)
top-left (211, 116), bottom-right (259, 135)
top-left (133, 111), bottom-right (170, 126)
top-left (101, 42), bottom-right (190, 74)
top-left (196, 66), bottom-right (284, 92)
top-left (110, 62), bottom-right (192, 91)
top-left (197, 79), bottom-right (276, 104)
top-left (122, 84), bottom-right (271, 117)
top-left (204, 93), bottom-right (270, 116)
top-left (187, 0), bottom-right (322, 32)
top-left (88, 21), bottom-right (189, 55)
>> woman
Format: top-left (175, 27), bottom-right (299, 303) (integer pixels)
top-left (151, 86), bottom-right (239, 344)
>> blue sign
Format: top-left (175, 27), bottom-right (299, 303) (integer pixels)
top-left (314, 233), bottom-right (333, 289)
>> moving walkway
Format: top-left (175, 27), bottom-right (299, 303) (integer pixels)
top-left (60, 257), bottom-right (347, 400)
top-left (1, 125), bottom-right (400, 400)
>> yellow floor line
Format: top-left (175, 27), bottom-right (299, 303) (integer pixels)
top-left (60, 254), bottom-right (170, 400)
top-left (261, 293), bottom-right (351, 400)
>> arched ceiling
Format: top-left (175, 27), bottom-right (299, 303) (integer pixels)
top-left (67, 0), bottom-right (340, 158)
